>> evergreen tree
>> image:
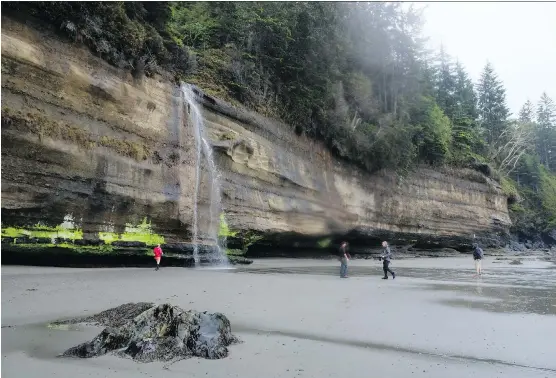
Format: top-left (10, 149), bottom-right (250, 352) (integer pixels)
top-left (433, 45), bottom-right (456, 119)
top-left (536, 93), bottom-right (556, 170)
top-left (477, 62), bottom-right (510, 145)
top-left (453, 61), bottom-right (478, 121)
top-left (537, 93), bottom-right (556, 128)
top-left (519, 100), bottom-right (535, 123)
top-left (450, 61), bottom-right (479, 161)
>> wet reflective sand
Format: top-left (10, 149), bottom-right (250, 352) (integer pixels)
top-left (233, 259), bottom-right (556, 316)
top-left (2, 256), bottom-right (555, 377)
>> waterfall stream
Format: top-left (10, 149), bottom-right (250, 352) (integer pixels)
top-left (181, 83), bottom-right (229, 267)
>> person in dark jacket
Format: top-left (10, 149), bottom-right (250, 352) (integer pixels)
top-left (380, 241), bottom-right (395, 279)
top-left (339, 241), bottom-right (351, 278)
top-left (472, 243), bottom-right (484, 276)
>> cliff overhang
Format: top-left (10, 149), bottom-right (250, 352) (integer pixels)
top-left (1, 16), bottom-right (512, 264)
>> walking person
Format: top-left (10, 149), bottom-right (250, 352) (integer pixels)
top-left (472, 243), bottom-right (484, 276)
top-left (339, 241), bottom-right (351, 278)
top-left (153, 244), bottom-right (163, 271)
top-left (380, 241), bottom-right (395, 279)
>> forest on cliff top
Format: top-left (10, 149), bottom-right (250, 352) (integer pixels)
top-left (3, 1), bottom-right (556, 240)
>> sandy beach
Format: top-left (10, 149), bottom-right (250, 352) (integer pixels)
top-left (2, 256), bottom-right (555, 377)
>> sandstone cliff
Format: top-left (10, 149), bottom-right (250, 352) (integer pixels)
top-left (1, 17), bottom-right (511, 259)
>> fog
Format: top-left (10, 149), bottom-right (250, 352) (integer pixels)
top-left (422, 2), bottom-right (556, 115)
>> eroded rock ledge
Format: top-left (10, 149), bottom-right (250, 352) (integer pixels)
top-left (1, 16), bottom-right (512, 260)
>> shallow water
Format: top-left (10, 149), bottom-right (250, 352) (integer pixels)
top-left (232, 264), bottom-right (556, 288)
top-left (231, 262), bottom-right (556, 316)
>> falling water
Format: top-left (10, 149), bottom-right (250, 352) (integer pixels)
top-left (181, 83), bottom-right (229, 267)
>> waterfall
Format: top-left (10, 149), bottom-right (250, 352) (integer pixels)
top-left (181, 83), bottom-right (229, 267)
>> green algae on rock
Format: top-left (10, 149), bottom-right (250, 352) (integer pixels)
top-left (317, 238), bottom-right (332, 248)
top-left (218, 213), bottom-right (237, 239)
top-left (1, 216), bottom-right (164, 246)
top-left (99, 218), bottom-right (165, 246)
top-left (1, 215), bottom-right (83, 242)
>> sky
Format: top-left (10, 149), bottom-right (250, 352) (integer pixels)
top-left (420, 2), bottom-right (556, 117)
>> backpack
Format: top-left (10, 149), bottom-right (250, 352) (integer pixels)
top-left (473, 248), bottom-right (482, 259)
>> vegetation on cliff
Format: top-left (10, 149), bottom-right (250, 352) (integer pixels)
top-left (2, 2), bottom-right (555, 240)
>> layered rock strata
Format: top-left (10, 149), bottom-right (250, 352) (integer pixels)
top-left (1, 17), bottom-right (511, 259)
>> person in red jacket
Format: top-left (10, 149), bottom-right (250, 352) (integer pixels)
top-left (153, 244), bottom-right (163, 271)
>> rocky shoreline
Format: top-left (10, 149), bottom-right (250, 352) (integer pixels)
top-left (0, 242), bottom-right (253, 268)
top-left (2, 235), bottom-right (553, 269)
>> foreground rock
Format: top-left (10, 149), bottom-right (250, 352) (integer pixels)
top-left (61, 303), bottom-right (239, 362)
top-left (54, 302), bottom-right (155, 328)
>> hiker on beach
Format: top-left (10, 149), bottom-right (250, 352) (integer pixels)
top-left (380, 241), bottom-right (395, 279)
top-left (472, 243), bottom-right (484, 276)
top-left (153, 244), bottom-right (163, 271)
top-left (339, 241), bottom-right (351, 278)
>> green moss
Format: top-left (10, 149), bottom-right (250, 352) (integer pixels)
top-left (240, 230), bottom-right (263, 251)
top-left (225, 248), bottom-right (245, 256)
top-left (184, 49), bottom-right (234, 102)
top-left (539, 166), bottom-right (556, 229)
top-left (509, 203), bottom-right (526, 213)
top-left (218, 213), bottom-right (238, 238)
top-left (2, 217), bottom-right (164, 247)
top-left (219, 132), bottom-right (236, 141)
top-left (98, 232), bottom-right (118, 244)
top-left (98, 136), bottom-right (150, 161)
top-left (2, 109), bottom-right (93, 149)
top-left (1, 218), bottom-right (83, 241)
top-left (458, 169), bottom-right (488, 185)
top-left (468, 152), bottom-right (488, 164)
top-left (98, 217), bottom-right (164, 246)
top-left (2, 227), bottom-right (27, 238)
top-left (227, 255), bottom-right (253, 265)
top-left (1, 108), bottom-right (150, 162)
top-left (317, 237), bottom-right (331, 248)
top-left (500, 176), bottom-right (519, 201)
top-left (10, 243), bottom-right (114, 254)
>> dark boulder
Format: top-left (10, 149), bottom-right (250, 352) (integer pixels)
top-left (506, 240), bottom-right (526, 252)
top-left (227, 255), bottom-right (253, 265)
top-left (111, 241), bottom-right (147, 248)
top-left (542, 229), bottom-right (556, 245)
top-left (161, 243), bottom-right (193, 254)
top-left (61, 303), bottom-right (239, 362)
top-left (33, 237), bottom-right (52, 244)
top-left (74, 239), bottom-right (105, 246)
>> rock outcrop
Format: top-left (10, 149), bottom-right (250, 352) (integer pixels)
top-left (1, 17), bottom-right (511, 258)
top-left (61, 303), bottom-right (238, 362)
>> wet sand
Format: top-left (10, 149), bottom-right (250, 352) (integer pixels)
top-left (2, 256), bottom-right (556, 377)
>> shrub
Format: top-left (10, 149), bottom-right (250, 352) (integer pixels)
top-left (539, 166), bottom-right (556, 229)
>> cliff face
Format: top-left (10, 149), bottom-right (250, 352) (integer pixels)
top-left (1, 18), bottom-right (511, 255)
